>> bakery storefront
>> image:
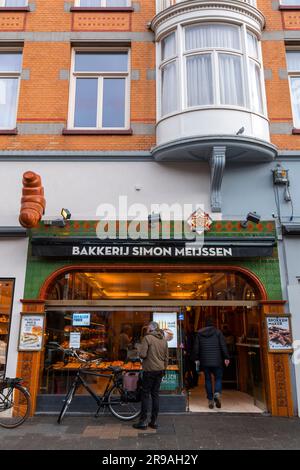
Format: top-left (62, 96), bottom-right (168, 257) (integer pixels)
top-left (17, 220), bottom-right (295, 417)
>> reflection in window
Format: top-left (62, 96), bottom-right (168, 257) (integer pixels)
top-left (287, 51), bottom-right (300, 128)
top-left (0, 280), bottom-right (14, 373)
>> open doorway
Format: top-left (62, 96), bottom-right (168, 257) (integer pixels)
top-left (184, 305), bottom-right (266, 413)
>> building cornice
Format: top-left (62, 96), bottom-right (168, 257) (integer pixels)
top-left (151, 0), bottom-right (265, 34)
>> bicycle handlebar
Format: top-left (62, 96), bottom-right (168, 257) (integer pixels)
top-left (47, 342), bottom-right (102, 365)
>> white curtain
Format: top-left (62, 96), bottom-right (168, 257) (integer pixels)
top-left (186, 54), bottom-right (213, 106)
top-left (286, 51), bottom-right (300, 72)
top-left (290, 77), bottom-right (300, 128)
top-left (161, 61), bottom-right (177, 115)
top-left (247, 32), bottom-right (258, 59)
top-left (219, 53), bottom-right (244, 106)
top-left (249, 60), bottom-right (263, 114)
top-left (185, 24), bottom-right (240, 51)
top-left (0, 78), bottom-right (18, 128)
top-left (161, 32), bottom-right (176, 61)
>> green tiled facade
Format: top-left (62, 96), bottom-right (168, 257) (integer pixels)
top-left (24, 220), bottom-right (282, 301)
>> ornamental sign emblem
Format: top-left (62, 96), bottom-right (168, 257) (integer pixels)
top-left (187, 209), bottom-right (213, 235)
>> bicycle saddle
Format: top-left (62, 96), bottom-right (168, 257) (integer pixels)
top-left (5, 377), bottom-right (23, 385)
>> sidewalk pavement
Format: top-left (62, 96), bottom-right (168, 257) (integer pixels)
top-left (0, 414), bottom-right (299, 450)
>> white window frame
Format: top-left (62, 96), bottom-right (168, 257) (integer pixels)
top-left (158, 30), bottom-right (179, 118)
top-left (74, 0), bottom-right (131, 6)
top-left (0, 48), bottom-right (23, 130)
top-left (158, 22), bottom-right (266, 120)
top-left (286, 47), bottom-right (300, 129)
top-left (68, 47), bottom-right (131, 130)
top-left (0, 0), bottom-right (28, 6)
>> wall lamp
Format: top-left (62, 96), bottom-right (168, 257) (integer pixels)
top-left (61, 208), bottom-right (72, 220)
top-left (240, 211), bottom-right (261, 229)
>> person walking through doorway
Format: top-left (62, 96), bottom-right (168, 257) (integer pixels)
top-left (193, 318), bottom-right (230, 409)
top-left (133, 321), bottom-right (169, 430)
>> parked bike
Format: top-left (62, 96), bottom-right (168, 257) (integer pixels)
top-left (0, 374), bottom-right (31, 428)
top-left (47, 343), bottom-right (142, 424)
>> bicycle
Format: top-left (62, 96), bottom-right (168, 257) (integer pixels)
top-left (48, 343), bottom-right (141, 424)
top-left (0, 373), bottom-right (31, 428)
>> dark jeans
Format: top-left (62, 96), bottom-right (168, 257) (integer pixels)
top-left (203, 366), bottom-right (223, 401)
top-left (140, 370), bottom-right (164, 423)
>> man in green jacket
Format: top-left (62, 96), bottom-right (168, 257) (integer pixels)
top-left (133, 321), bottom-right (169, 430)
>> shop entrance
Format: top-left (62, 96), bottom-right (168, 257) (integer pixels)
top-left (184, 305), bottom-right (266, 413)
top-left (37, 266), bottom-right (267, 414)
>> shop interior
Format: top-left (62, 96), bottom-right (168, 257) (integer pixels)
top-left (40, 269), bottom-right (266, 413)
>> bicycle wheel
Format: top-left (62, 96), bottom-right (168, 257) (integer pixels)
top-left (57, 382), bottom-right (77, 424)
top-left (0, 384), bottom-right (30, 429)
top-left (108, 385), bottom-right (141, 421)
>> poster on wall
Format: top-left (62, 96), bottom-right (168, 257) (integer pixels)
top-left (18, 314), bottom-right (45, 351)
top-left (153, 312), bottom-right (178, 348)
top-left (266, 315), bottom-right (293, 352)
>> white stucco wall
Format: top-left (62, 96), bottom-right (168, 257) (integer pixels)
top-left (0, 161), bottom-right (211, 225)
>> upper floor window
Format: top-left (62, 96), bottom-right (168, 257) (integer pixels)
top-left (69, 50), bottom-right (129, 129)
top-left (286, 50), bottom-right (300, 128)
top-left (0, 0), bottom-right (28, 6)
top-left (280, 0), bottom-right (300, 5)
top-left (75, 0), bottom-right (130, 6)
top-left (159, 23), bottom-right (264, 118)
top-left (0, 51), bottom-right (22, 129)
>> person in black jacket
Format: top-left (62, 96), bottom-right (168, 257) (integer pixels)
top-left (193, 318), bottom-right (230, 409)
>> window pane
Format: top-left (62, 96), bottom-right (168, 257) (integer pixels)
top-left (249, 60), bottom-right (263, 114)
top-left (0, 78), bottom-right (18, 128)
top-left (161, 61), bottom-right (177, 115)
top-left (0, 52), bottom-right (22, 72)
top-left (286, 51), bottom-right (300, 72)
top-left (290, 77), bottom-right (300, 127)
top-left (102, 78), bottom-right (126, 127)
top-left (79, 0), bottom-right (101, 5)
top-left (106, 0), bottom-right (128, 5)
top-left (185, 24), bottom-right (240, 51)
top-left (75, 52), bottom-right (128, 72)
top-left (0, 280), bottom-right (14, 374)
top-left (5, 0), bottom-right (27, 5)
top-left (74, 78), bottom-right (98, 127)
top-left (281, 0), bottom-right (300, 4)
top-left (219, 53), bottom-right (244, 106)
top-left (247, 32), bottom-right (258, 59)
top-left (186, 54), bottom-right (213, 106)
top-left (161, 32), bottom-right (176, 61)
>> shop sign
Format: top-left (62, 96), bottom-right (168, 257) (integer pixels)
top-left (153, 312), bottom-right (178, 348)
top-left (266, 315), bottom-right (293, 353)
top-left (69, 332), bottom-right (81, 349)
top-left (31, 239), bottom-right (275, 258)
top-left (18, 314), bottom-right (45, 352)
top-left (72, 313), bottom-right (91, 327)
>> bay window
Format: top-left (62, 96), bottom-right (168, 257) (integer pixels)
top-left (286, 50), bottom-right (300, 128)
top-left (159, 23), bottom-right (264, 118)
top-left (70, 50), bottom-right (129, 130)
top-left (0, 51), bottom-right (22, 129)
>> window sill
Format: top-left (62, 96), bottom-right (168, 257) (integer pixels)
top-left (70, 7), bottom-right (134, 12)
top-left (0, 7), bottom-right (30, 11)
top-left (0, 129), bottom-right (18, 135)
top-left (292, 128), bottom-right (300, 134)
top-left (62, 128), bottom-right (133, 135)
top-left (279, 5), bottom-right (300, 9)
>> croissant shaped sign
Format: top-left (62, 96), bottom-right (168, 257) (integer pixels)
top-left (19, 171), bottom-right (46, 229)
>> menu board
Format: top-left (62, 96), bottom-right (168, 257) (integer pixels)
top-left (19, 314), bottom-right (44, 351)
top-left (266, 316), bottom-right (293, 352)
top-left (153, 312), bottom-right (178, 348)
